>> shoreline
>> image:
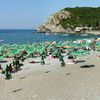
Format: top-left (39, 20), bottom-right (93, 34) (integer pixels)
top-left (37, 30), bottom-right (100, 35)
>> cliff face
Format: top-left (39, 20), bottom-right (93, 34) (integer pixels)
top-left (37, 10), bottom-right (73, 33)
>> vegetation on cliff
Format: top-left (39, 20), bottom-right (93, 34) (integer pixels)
top-left (60, 7), bottom-right (100, 30)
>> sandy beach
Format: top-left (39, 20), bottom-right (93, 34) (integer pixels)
top-left (1, 0), bottom-right (100, 100)
top-left (0, 51), bottom-right (100, 100)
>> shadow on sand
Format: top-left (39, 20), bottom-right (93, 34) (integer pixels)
top-left (45, 71), bottom-right (50, 73)
top-left (13, 88), bottom-right (23, 92)
top-left (80, 64), bottom-right (95, 68)
top-left (65, 73), bottom-right (71, 76)
top-left (0, 60), bottom-right (8, 63)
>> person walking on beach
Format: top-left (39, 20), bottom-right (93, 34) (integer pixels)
top-left (5, 64), bottom-right (12, 80)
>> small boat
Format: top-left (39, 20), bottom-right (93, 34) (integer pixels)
top-left (81, 34), bottom-right (88, 36)
top-left (62, 34), bottom-right (69, 36)
top-left (45, 33), bottom-right (49, 35)
top-left (53, 33), bottom-right (58, 35)
top-left (0, 40), bottom-right (4, 42)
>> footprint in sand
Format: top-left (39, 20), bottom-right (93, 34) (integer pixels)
top-left (19, 76), bottom-right (26, 79)
top-left (13, 88), bottom-right (23, 92)
top-left (65, 73), bottom-right (71, 76)
top-left (45, 71), bottom-right (50, 73)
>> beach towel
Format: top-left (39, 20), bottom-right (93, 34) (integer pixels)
top-left (66, 59), bottom-right (75, 64)
top-left (48, 55), bottom-right (54, 60)
top-left (29, 61), bottom-right (40, 64)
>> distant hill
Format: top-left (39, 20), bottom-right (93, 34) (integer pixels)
top-left (37, 7), bottom-right (100, 33)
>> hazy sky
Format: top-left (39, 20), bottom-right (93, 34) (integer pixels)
top-left (0, 0), bottom-right (100, 29)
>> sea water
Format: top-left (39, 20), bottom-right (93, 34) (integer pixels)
top-left (0, 29), bottom-right (99, 44)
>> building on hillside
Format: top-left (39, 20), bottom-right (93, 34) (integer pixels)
top-left (75, 27), bottom-right (88, 33)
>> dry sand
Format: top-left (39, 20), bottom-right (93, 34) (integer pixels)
top-left (0, 52), bottom-right (100, 100)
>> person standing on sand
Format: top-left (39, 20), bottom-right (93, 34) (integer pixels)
top-left (41, 52), bottom-right (46, 65)
top-left (0, 64), bottom-right (2, 70)
top-left (58, 48), bottom-right (65, 67)
top-left (20, 53), bottom-right (24, 62)
top-left (13, 60), bottom-right (16, 66)
top-left (5, 64), bottom-right (12, 80)
top-left (9, 63), bottom-right (12, 73)
top-left (59, 54), bottom-right (65, 67)
top-left (92, 40), bottom-right (96, 51)
top-left (15, 57), bottom-right (20, 72)
top-left (41, 55), bottom-right (45, 65)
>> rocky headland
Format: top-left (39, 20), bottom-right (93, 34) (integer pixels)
top-left (37, 10), bottom-right (73, 33)
top-left (37, 7), bottom-right (100, 34)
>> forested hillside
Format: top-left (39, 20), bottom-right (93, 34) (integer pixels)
top-left (60, 7), bottom-right (100, 29)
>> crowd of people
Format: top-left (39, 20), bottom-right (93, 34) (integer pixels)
top-left (0, 38), bottom-right (98, 80)
top-left (0, 56), bottom-right (21, 79)
top-left (0, 47), bottom-right (67, 80)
